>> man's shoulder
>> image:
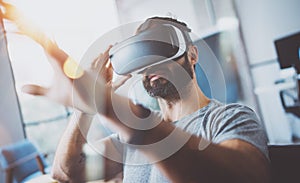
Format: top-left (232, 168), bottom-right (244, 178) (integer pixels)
top-left (201, 100), bottom-right (261, 134)
top-left (206, 100), bottom-right (269, 158)
top-left (207, 100), bottom-right (257, 119)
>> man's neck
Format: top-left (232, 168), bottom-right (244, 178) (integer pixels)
top-left (158, 80), bottom-right (210, 122)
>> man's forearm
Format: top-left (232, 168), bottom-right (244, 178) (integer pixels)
top-left (102, 93), bottom-right (270, 183)
top-left (140, 125), bottom-right (270, 183)
top-left (51, 110), bottom-right (93, 182)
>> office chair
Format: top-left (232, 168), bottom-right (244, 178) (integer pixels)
top-left (0, 139), bottom-right (49, 183)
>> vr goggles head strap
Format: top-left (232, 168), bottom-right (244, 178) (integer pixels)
top-left (137, 18), bottom-right (193, 46)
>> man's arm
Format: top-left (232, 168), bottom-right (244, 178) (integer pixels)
top-left (102, 93), bottom-right (270, 183)
top-left (51, 110), bottom-right (93, 182)
top-left (144, 130), bottom-right (270, 183)
top-left (51, 110), bottom-right (123, 182)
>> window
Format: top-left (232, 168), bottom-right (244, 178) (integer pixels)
top-left (4, 0), bottom-right (119, 163)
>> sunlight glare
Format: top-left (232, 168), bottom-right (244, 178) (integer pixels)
top-left (4, 0), bottom-right (119, 99)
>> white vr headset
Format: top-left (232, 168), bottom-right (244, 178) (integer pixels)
top-left (109, 24), bottom-right (187, 75)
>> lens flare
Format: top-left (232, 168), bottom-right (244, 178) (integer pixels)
top-left (63, 57), bottom-right (84, 79)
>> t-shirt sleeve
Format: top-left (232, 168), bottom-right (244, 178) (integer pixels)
top-left (99, 133), bottom-right (125, 163)
top-left (211, 104), bottom-right (269, 159)
top-left (109, 133), bottom-right (124, 154)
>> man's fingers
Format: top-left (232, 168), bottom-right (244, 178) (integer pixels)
top-left (103, 45), bottom-right (113, 60)
top-left (98, 45), bottom-right (113, 68)
top-left (0, 2), bottom-right (20, 21)
top-left (1, 10), bottom-right (13, 21)
top-left (88, 45), bottom-right (115, 83)
top-left (22, 84), bottom-right (48, 96)
top-left (91, 45), bottom-right (113, 72)
top-left (92, 53), bottom-right (103, 69)
top-left (112, 74), bottom-right (132, 90)
top-left (0, 1), bottom-right (12, 12)
top-left (0, 11), bottom-right (9, 20)
top-left (0, 1), bottom-right (13, 8)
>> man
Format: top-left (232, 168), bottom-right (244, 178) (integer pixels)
top-left (1, 3), bottom-right (270, 182)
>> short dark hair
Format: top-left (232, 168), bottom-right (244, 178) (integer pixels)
top-left (137, 16), bottom-right (193, 46)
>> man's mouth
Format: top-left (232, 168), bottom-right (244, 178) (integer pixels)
top-left (149, 74), bottom-right (163, 82)
top-left (147, 69), bottom-right (168, 82)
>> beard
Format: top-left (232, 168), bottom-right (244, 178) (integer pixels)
top-left (142, 54), bottom-right (194, 102)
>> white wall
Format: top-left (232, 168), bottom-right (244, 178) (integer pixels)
top-left (235, 0), bottom-right (300, 65)
top-left (115, 0), bottom-right (213, 37)
top-left (234, 0), bottom-right (300, 143)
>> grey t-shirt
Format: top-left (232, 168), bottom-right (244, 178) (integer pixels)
top-left (112, 100), bottom-right (268, 183)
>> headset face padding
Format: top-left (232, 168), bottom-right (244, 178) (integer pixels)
top-left (109, 24), bottom-right (187, 75)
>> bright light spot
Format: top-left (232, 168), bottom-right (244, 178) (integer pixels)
top-left (7, 0), bottom-right (119, 60)
top-left (63, 57), bottom-right (84, 79)
top-left (4, 0), bottom-right (119, 100)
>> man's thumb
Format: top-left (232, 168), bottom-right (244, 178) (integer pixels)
top-left (22, 84), bottom-right (48, 96)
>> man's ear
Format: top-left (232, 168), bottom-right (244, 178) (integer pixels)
top-left (188, 45), bottom-right (198, 65)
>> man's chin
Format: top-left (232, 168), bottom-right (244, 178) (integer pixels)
top-left (143, 79), bottom-right (180, 100)
top-left (147, 86), bottom-right (180, 101)
top-left (147, 88), bottom-right (165, 98)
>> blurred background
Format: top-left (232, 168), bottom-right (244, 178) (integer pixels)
top-left (1, 0), bottom-right (300, 182)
